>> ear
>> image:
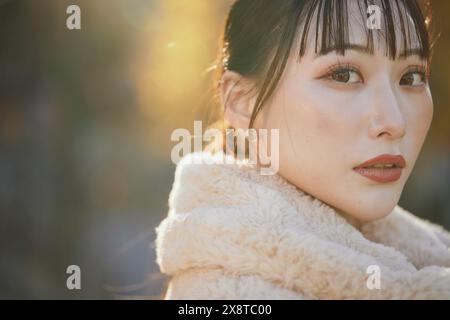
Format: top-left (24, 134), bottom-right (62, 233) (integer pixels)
top-left (220, 70), bottom-right (256, 129)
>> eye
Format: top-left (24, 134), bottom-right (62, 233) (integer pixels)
top-left (323, 65), bottom-right (363, 85)
top-left (400, 68), bottom-right (427, 87)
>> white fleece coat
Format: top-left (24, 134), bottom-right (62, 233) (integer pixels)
top-left (155, 152), bottom-right (450, 299)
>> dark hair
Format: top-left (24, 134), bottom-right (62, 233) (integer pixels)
top-left (212, 0), bottom-right (433, 131)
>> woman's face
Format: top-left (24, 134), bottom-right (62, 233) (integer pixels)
top-left (253, 11), bottom-right (433, 222)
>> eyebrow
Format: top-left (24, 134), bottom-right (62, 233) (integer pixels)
top-left (314, 44), bottom-right (424, 60)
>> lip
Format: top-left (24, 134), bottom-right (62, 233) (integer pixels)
top-left (353, 154), bottom-right (406, 183)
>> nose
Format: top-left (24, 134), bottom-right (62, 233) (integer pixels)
top-left (368, 79), bottom-right (406, 140)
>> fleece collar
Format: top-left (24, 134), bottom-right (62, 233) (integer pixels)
top-left (155, 152), bottom-right (450, 299)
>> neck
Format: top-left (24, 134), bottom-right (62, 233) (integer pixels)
top-left (335, 208), bottom-right (364, 232)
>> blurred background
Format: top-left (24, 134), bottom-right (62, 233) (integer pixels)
top-left (0, 0), bottom-right (449, 299)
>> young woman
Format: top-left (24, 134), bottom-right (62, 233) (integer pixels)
top-left (155, 0), bottom-right (450, 299)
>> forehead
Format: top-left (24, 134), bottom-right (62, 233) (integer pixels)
top-left (295, 0), bottom-right (424, 59)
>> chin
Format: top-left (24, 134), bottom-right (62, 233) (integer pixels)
top-left (344, 186), bottom-right (403, 221)
top-left (354, 200), bottom-right (399, 222)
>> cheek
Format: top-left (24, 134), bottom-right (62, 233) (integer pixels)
top-left (403, 90), bottom-right (433, 166)
top-left (282, 83), bottom-right (361, 155)
top-left (405, 91), bottom-right (433, 144)
top-left (264, 81), bottom-right (362, 188)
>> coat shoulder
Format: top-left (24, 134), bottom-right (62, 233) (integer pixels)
top-left (362, 205), bottom-right (450, 269)
top-left (164, 268), bottom-right (307, 300)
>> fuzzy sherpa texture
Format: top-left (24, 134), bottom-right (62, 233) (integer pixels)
top-left (154, 152), bottom-right (450, 299)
